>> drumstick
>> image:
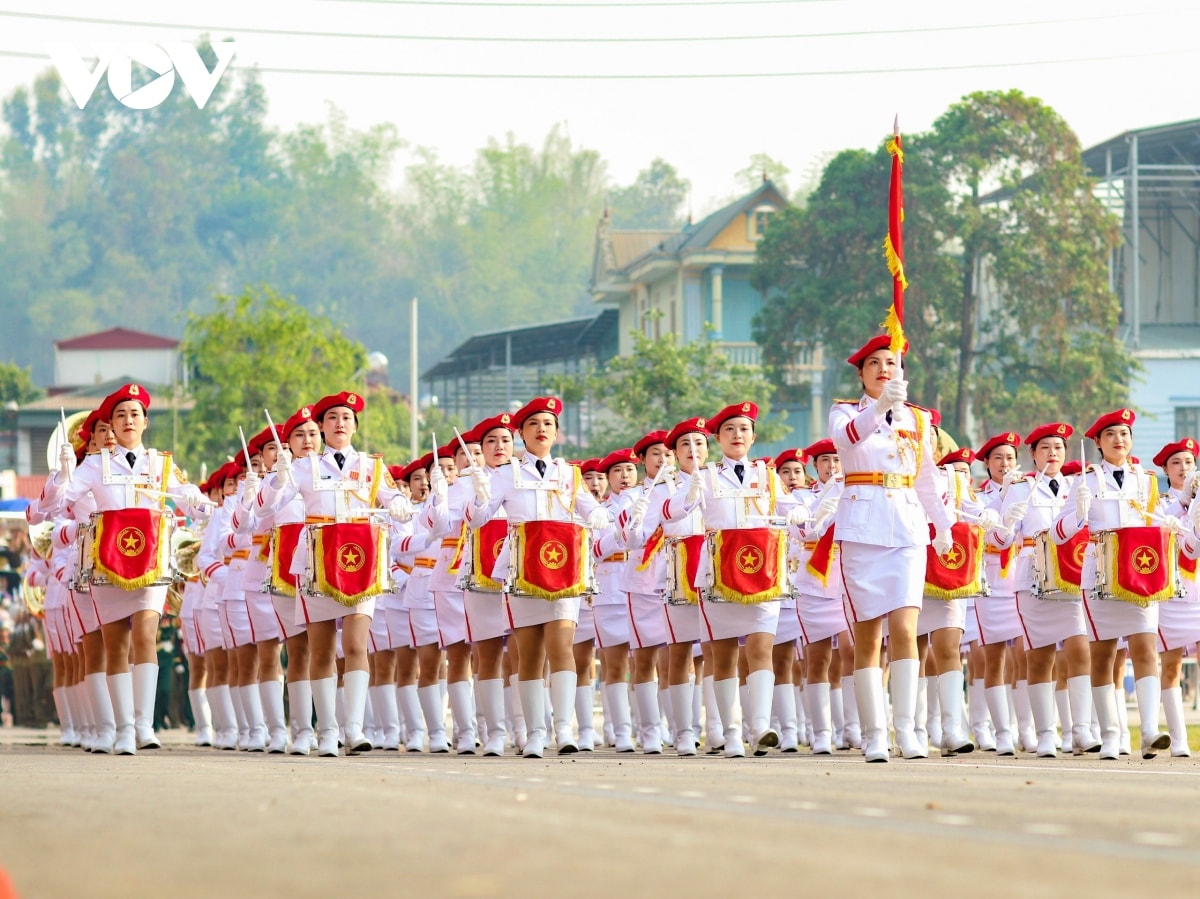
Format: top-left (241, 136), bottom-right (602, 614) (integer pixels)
top-left (264, 409), bottom-right (294, 487)
top-left (453, 427), bottom-right (474, 471)
top-left (238, 426), bottom-right (251, 470)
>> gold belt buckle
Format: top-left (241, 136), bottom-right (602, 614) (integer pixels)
top-left (881, 473), bottom-right (905, 489)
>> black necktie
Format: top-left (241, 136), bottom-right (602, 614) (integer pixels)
top-left (1048, 478), bottom-right (1059, 496)
top-left (334, 452), bottom-right (345, 470)
top-left (1113, 469), bottom-right (1124, 488)
top-left (125, 451), bottom-right (136, 468)
top-left (535, 459), bottom-right (547, 477)
top-left (734, 463), bottom-right (745, 483)
top-left (885, 410), bottom-right (893, 424)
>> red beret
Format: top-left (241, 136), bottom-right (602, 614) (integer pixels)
top-left (707, 402), bottom-right (759, 434)
top-left (281, 405), bottom-right (315, 439)
top-left (246, 426), bottom-right (275, 458)
top-left (633, 430), bottom-right (669, 459)
top-left (579, 458), bottom-right (602, 475)
top-left (312, 391), bottom-right (366, 422)
top-left (514, 396), bottom-right (563, 428)
top-left (927, 408), bottom-right (942, 428)
top-left (418, 451), bottom-right (436, 471)
top-left (937, 447), bottom-right (976, 467)
top-left (774, 448), bottom-right (807, 468)
top-left (599, 448), bottom-right (639, 473)
top-left (665, 417), bottom-right (708, 449)
top-left (803, 438), bottom-right (837, 461)
top-left (436, 441), bottom-right (457, 460)
top-left (387, 464), bottom-right (407, 482)
top-left (847, 334), bottom-right (908, 367)
top-left (1153, 437), bottom-right (1198, 469)
top-left (978, 431), bottom-right (1021, 459)
top-left (211, 461), bottom-right (242, 486)
top-left (98, 383), bottom-right (151, 421)
top-left (1025, 422), bottom-right (1073, 447)
top-left (1085, 408), bottom-right (1135, 440)
top-left (457, 424), bottom-right (484, 445)
top-left (475, 412), bottom-right (517, 436)
top-left (396, 458), bottom-right (424, 482)
top-left (1060, 460), bottom-right (1083, 476)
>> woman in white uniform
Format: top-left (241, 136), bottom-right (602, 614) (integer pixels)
top-left (1152, 437), bottom-right (1200, 756)
top-left (1052, 409), bottom-right (1174, 759)
top-left (65, 383), bottom-right (212, 754)
top-left (828, 336), bottom-right (955, 763)
top-left (659, 403), bottom-right (803, 757)
top-left (465, 396), bottom-right (609, 758)
top-left (258, 390), bottom-right (413, 756)
top-left (772, 448), bottom-right (807, 752)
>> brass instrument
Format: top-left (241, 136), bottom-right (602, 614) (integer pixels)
top-left (166, 527), bottom-right (203, 616)
top-left (22, 573), bottom-right (46, 618)
top-left (46, 409), bottom-right (90, 471)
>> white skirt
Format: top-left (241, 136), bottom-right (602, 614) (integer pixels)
top-left (68, 588), bottom-right (101, 637)
top-left (219, 599), bottom-right (255, 649)
top-left (433, 590), bottom-right (469, 647)
top-left (505, 593), bottom-right (580, 630)
top-left (797, 592), bottom-right (848, 645)
top-left (1082, 593), bottom-right (1158, 642)
top-left (973, 593), bottom-right (1024, 645)
top-left (1015, 590), bottom-right (1086, 650)
top-left (385, 605), bottom-right (413, 650)
top-left (838, 541), bottom-right (925, 623)
top-left (917, 596), bottom-right (966, 635)
top-left (91, 584), bottom-right (167, 626)
top-left (1156, 598), bottom-right (1200, 652)
top-left (464, 590), bottom-right (510, 643)
top-left (296, 590), bottom-right (375, 625)
top-left (627, 592), bottom-right (668, 649)
top-left (269, 593), bottom-right (306, 640)
top-left (592, 602), bottom-right (630, 649)
top-left (698, 599), bottom-right (780, 641)
top-left (664, 601), bottom-right (701, 646)
top-left (245, 590), bottom-right (283, 644)
top-left (774, 603), bottom-right (802, 645)
top-left (573, 603), bottom-right (597, 645)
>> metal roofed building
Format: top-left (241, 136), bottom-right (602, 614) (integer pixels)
top-left (1084, 118), bottom-right (1200, 451)
top-left (422, 310), bottom-right (619, 449)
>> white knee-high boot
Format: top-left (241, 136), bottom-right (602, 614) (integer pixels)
top-left (370, 684), bottom-right (401, 751)
top-left (1015, 679), bottom-right (1036, 752)
top-left (702, 674), bottom-right (723, 752)
top-left (926, 675), bottom-right (942, 750)
top-left (478, 679), bottom-right (507, 756)
top-left (550, 670), bottom-right (579, 754)
top-left (890, 659), bottom-right (926, 759)
top-left (398, 684), bottom-right (426, 752)
top-left (107, 671), bottom-right (136, 755)
top-left (132, 663), bottom-right (162, 750)
top-left (855, 667), bottom-right (888, 763)
top-left (239, 683), bottom-right (267, 752)
top-left (87, 672), bottom-right (115, 754)
top-left (447, 680), bottom-right (477, 754)
top-left (985, 685), bottom-right (1015, 755)
top-left (773, 683), bottom-right (798, 752)
top-left (1091, 682), bottom-right (1120, 760)
top-left (575, 684), bottom-right (596, 750)
top-left (341, 669), bottom-right (371, 753)
top-left (830, 684), bottom-right (845, 749)
top-left (669, 681), bottom-right (697, 756)
top-left (808, 681), bottom-right (833, 754)
top-left (1134, 675), bottom-right (1169, 759)
top-left (938, 670), bottom-right (974, 754)
top-left (518, 678), bottom-right (547, 758)
top-left (311, 676), bottom-right (339, 757)
top-left (188, 688), bottom-right (214, 747)
top-left (633, 681), bottom-right (662, 753)
top-left (714, 677), bottom-right (744, 758)
top-left (418, 683), bottom-right (449, 752)
top-left (1055, 687), bottom-right (1072, 752)
top-left (1066, 675), bottom-right (1097, 753)
top-left (603, 681), bottom-right (634, 752)
top-left (209, 684), bottom-right (238, 750)
top-left (1028, 681), bottom-right (1058, 758)
top-left (841, 672), bottom-right (861, 748)
top-left (1162, 685), bottom-right (1191, 757)
top-left (287, 680), bottom-right (313, 755)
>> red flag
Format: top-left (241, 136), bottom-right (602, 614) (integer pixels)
top-left (91, 508), bottom-right (172, 589)
top-left (882, 124), bottom-right (907, 354)
top-left (470, 519), bottom-right (510, 592)
top-left (805, 526), bottom-right (837, 587)
top-left (312, 522), bottom-right (386, 607)
top-left (925, 522), bottom-right (985, 599)
top-left (270, 523), bottom-right (305, 597)
top-left (1049, 529), bottom-right (1089, 591)
top-left (710, 528), bottom-right (787, 604)
top-left (513, 520), bottom-right (589, 600)
top-left (671, 534), bottom-right (706, 604)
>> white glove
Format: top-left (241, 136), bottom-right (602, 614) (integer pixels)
top-left (1074, 483), bottom-right (1091, 522)
top-left (59, 443), bottom-right (74, 477)
top-left (1002, 468), bottom-right (1024, 487)
top-left (241, 471), bottom-right (259, 506)
top-left (628, 493), bottom-right (650, 532)
top-left (1187, 471), bottom-right (1200, 499)
top-left (1161, 515), bottom-right (1189, 536)
top-left (1191, 500), bottom-right (1200, 532)
top-left (976, 508), bottom-right (1001, 531)
top-left (875, 378), bottom-right (908, 413)
top-left (587, 507), bottom-right (612, 531)
top-left (429, 463), bottom-right (448, 503)
top-left (388, 495), bottom-right (415, 522)
top-left (686, 471), bottom-right (705, 507)
top-left (814, 495), bottom-right (839, 524)
top-left (190, 499), bottom-right (215, 521)
top-left (471, 467), bottom-right (491, 505)
top-left (1002, 501), bottom-right (1028, 528)
top-left (786, 506), bottom-right (811, 528)
top-left (274, 448), bottom-right (293, 481)
top-left (932, 527), bottom-right (954, 557)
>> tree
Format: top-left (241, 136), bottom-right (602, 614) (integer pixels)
top-left (546, 326), bottom-right (789, 457)
top-left (179, 287), bottom-right (369, 469)
top-left (607, 158), bottom-right (690, 229)
top-left (0, 362), bottom-right (40, 406)
top-left (753, 90), bottom-right (1131, 444)
top-left (736, 153), bottom-right (791, 198)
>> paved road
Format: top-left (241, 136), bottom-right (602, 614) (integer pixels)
top-left (2, 729), bottom-right (1198, 897)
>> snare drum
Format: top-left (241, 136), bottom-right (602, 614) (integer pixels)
top-left (1091, 526), bottom-right (1183, 605)
top-left (72, 519), bottom-right (96, 590)
top-left (701, 527), bottom-right (790, 605)
top-left (1031, 530), bottom-right (1086, 601)
top-left (303, 521), bottom-right (390, 607)
top-left (664, 534), bottom-right (705, 605)
top-left (456, 519), bottom-right (509, 594)
top-left (86, 508), bottom-right (175, 590)
top-left (508, 519), bottom-right (594, 600)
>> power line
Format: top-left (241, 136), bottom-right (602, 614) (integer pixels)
top-left (315, 0), bottom-right (831, 6)
top-left (0, 45), bottom-right (1189, 78)
top-left (0, 8), bottom-right (1179, 45)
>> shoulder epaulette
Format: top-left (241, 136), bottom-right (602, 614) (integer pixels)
top-left (832, 398), bottom-right (859, 406)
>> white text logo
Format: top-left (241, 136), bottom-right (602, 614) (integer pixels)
top-left (47, 42), bottom-right (238, 110)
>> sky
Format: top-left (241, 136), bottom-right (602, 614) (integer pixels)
top-left (0, 0), bottom-right (1198, 214)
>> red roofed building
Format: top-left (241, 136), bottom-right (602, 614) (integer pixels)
top-left (53, 327), bottom-right (180, 393)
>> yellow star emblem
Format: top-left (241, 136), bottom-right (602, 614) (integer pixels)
top-left (342, 549), bottom-right (359, 567)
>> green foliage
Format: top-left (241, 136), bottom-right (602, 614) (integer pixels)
top-left (547, 326), bottom-right (788, 458)
top-left (607, 158), bottom-right (690, 229)
top-left (753, 90), bottom-right (1131, 444)
top-left (736, 153), bottom-right (791, 198)
top-left (179, 286), bottom-right (368, 469)
top-left (0, 362), bottom-right (41, 406)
